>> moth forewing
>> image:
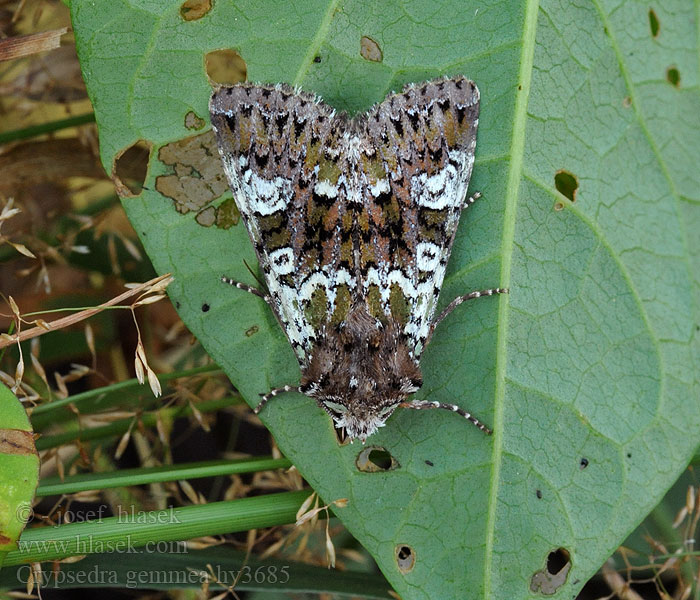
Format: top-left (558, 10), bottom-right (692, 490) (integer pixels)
top-left (210, 77), bottom-right (507, 442)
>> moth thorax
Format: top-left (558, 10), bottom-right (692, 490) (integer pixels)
top-left (300, 307), bottom-right (423, 440)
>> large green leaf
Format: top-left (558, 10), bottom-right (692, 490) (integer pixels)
top-left (70, 0), bottom-right (699, 598)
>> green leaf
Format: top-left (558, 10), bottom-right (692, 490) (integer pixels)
top-left (0, 383), bottom-right (39, 567)
top-left (69, 0), bottom-right (700, 598)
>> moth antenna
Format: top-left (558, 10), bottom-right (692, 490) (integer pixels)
top-left (254, 385), bottom-right (301, 414)
top-left (425, 287), bottom-right (509, 346)
top-left (401, 400), bottom-right (492, 435)
top-left (242, 259), bottom-right (268, 291)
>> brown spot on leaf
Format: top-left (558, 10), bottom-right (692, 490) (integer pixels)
top-left (195, 206), bottom-right (216, 226)
top-left (184, 111), bottom-right (206, 130)
top-left (215, 197), bottom-right (240, 229)
top-left (245, 325), bottom-right (259, 337)
top-left (648, 9), bottom-right (660, 38)
top-left (205, 49), bottom-right (247, 85)
top-left (180, 0), bottom-right (212, 21)
top-left (666, 66), bottom-right (680, 88)
top-left (0, 429), bottom-right (36, 456)
top-left (360, 36), bottom-right (383, 62)
top-left (112, 140), bottom-right (152, 197)
top-left (155, 130), bottom-right (229, 216)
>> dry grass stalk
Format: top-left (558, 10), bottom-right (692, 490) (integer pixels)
top-left (0, 27), bottom-right (68, 61)
top-left (0, 273), bottom-right (172, 349)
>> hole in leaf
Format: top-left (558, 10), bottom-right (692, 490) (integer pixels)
top-left (396, 544), bottom-right (415, 574)
top-left (530, 547), bottom-right (571, 594)
top-left (112, 140), bottom-right (152, 197)
top-left (360, 36), bottom-right (383, 62)
top-left (547, 548), bottom-right (570, 575)
top-left (666, 66), bottom-right (680, 88)
top-left (554, 169), bottom-right (578, 202)
top-left (356, 447), bottom-right (399, 472)
top-left (201, 303), bottom-right (210, 312)
top-left (648, 9), bottom-right (660, 38)
top-left (313, 55), bottom-right (322, 63)
top-left (180, 0), bottom-right (212, 21)
top-left (333, 425), bottom-right (350, 446)
top-left (425, 459), bottom-right (434, 467)
top-left (579, 457), bottom-right (589, 469)
top-left (245, 325), bottom-right (259, 337)
top-left (205, 49), bottom-right (247, 85)
top-left (536, 489), bottom-right (543, 499)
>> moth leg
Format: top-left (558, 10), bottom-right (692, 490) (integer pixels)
top-left (400, 400), bottom-right (492, 435)
top-left (426, 287), bottom-right (509, 346)
top-left (254, 385), bottom-right (301, 414)
top-left (460, 190), bottom-right (482, 210)
top-left (221, 275), bottom-right (273, 307)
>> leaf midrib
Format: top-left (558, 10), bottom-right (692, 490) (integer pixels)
top-left (483, 0), bottom-right (541, 597)
top-left (293, 0), bottom-right (342, 87)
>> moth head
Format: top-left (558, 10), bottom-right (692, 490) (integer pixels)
top-left (320, 397), bottom-right (400, 442)
top-left (301, 308), bottom-right (424, 442)
top-left (305, 372), bottom-right (421, 442)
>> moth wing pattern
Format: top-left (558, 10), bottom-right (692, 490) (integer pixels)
top-left (209, 84), bottom-right (344, 362)
top-left (363, 77), bottom-right (480, 358)
top-left (210, 77), bottom-right (497, 440)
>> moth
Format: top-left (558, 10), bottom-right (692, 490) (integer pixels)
top-left (209, 76), bottom-right (507, 442)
